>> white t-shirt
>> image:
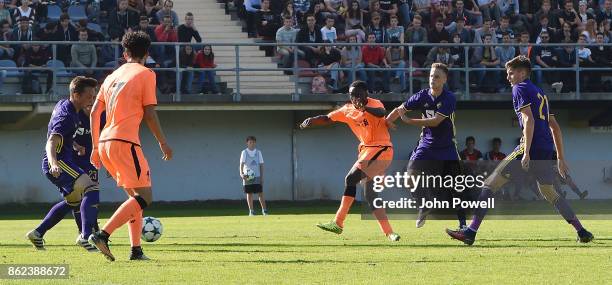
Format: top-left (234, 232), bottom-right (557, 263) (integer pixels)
top-left (240, 148), bottom-right (264, 164)
top-left (321, 26), bottom-right (337, 42)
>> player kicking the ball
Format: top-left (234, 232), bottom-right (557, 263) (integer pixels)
top-left (300, 81), bottom-right (400, 242)
top-left (89, 31), bottom-right (173, 261)
top-left (27, 77), bottom-right (101, 253)
top-left (446, 55), bottom-right (594, 245)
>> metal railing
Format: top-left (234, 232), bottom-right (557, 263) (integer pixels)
top-left (1, 41), bottom-right (612, 101)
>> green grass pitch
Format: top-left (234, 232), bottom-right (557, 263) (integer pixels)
top-left (1, 201), bottom-right (611, 284)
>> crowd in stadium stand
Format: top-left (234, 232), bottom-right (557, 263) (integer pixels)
top-left (1, 0), bottom-right (612, 95)
top-left (0, 0), bottom-right (219, 95)
top-left (239, 0), bottom-right (612, 94)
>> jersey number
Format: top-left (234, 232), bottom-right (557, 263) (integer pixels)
top-left (537, 93), bottom-right (549, 120)
top-left (108, 82), bottom-right (126, 112)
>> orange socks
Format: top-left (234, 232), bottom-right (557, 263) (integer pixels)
top-left (334, 196), bottom-right (355, 228)
top-left (102, 197), bottom-right (142, 235)
top-left (128, 210), bottom-right (143, 247)
top-left (372, 208), bottom-right (394, 235)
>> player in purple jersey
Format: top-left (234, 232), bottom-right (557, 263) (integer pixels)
top-left (387, 63), bottom-right (469, 229)
top-left (446, 56), bottom-right (594, 245)
top-left (26, 77), bottom-right (102, 252)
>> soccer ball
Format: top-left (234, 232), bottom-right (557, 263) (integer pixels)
top-left (141, 216), bottom-right (163, 242)
top-left (244, 168), bottom-right (255, 182)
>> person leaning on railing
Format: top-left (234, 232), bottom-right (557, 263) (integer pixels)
top-left (194, 45), bottom-right (220, 95)
top-left (21, 40), bottom-right (52, 95)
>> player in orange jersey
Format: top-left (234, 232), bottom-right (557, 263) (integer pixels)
top-left (300, 81), bottom-right (400, 241)
top-left (88, 31), bottom-right (173, 261)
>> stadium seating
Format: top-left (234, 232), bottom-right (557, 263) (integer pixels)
top-left (67, 5), bottom-right (88, 21)
top-left (46, 60), bottom-right (75, 77)
top-left (46, 5), bottom-right (62, 23)
top-left (0, 60), bottom-right (21, 77)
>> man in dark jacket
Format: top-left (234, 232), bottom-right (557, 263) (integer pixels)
top-left (296, 14), bottom-right (322, 66)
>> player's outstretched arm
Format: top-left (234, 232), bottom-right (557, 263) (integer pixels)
top-left (90, 99), bottom-right (105, 169)
top-left (385, 105), bottom-right (405, 123)
top-left (549, 115), bottom-right (569, 178)
top-left (144, 105), bottom-right (173, 161)
top-left (46, 134), bottom-right (62, 178)
top-left (386, 105), bottom-right (411, 130)
top-left (299, 115), bottom-right (333, 129)
top-left (402, 113), bottom-right (446, 127)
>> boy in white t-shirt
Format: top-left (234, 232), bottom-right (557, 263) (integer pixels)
top-left (320, 15), bottom-right (337, 43)
top-left (239, 136), bottom-right (268, 216)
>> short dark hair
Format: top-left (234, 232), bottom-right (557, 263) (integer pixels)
top-left (60, 13), bottom-right (70, 21)
top-left (121, 31), bottom-right (151, 60)
top-left (78, 28), bottom-right (88, 34)
top-left (0, 19), bottom-right (9, 27)
top-left (505, 55), bottom-right (532, 73)
top-left (185, 12), bottom-right (194, 17)
top-left (501, 15), bottom-right (510, 22)
top-left (466, 136), bottom-right (475, 143)
top-left (596, 31), bottom-right (605, 37)
top-left (431, 63), bottom-right (449, 76)
top-left (492, 137), bottom-right (502, 144)
top-left (349, 80), bottom-right (368, 98)
top-left (283, 15), bottom-right (293, 21)
top-left (78, 19), bottom-right (88, 27)
top-left (246, 136), bottom-right (256, 142)
top-left (70, 76), bottom-right (98, 95)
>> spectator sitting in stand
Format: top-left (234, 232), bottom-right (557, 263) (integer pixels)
top-left (71, 28), bottom-right (98, 78)
top-left (178, 12), bottom-right (202, 43)
top-left (276, 15), bottom-right (300, 69)
top-left (156, 0), bottom-right (179, 26)
top-left (194, 45), bottom-right (220, 94)
top-left (109, 0), bottom-right (140, 40)
top-left (296, 14), bottom-right (323, 66)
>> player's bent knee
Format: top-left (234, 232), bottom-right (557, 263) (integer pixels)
top-left (134, 195), bottom-right (150, 210)
top-left (538, 184), bottom-right (559, 204)
top-left (64, 192), bottom-right (82, 207)
top-left (345, 169), bottom-right (363, 187)
top-left (74, 174), bottom-right (97, 195)
top-left (484, 172), bottom-right (508, 192)
top-left (343, 185), bottom-right (357, 197)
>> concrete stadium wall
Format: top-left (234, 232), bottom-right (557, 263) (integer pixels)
top-left (1, 109), bottom-right (611, 203)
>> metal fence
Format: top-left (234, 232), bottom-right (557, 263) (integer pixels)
top-left (1, 41), bottom-right (612, 101)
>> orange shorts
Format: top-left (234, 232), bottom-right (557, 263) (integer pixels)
top-left (354, 145), bottom-right (393, 179)
top-left (99, 140), bottom-right (151, 189)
